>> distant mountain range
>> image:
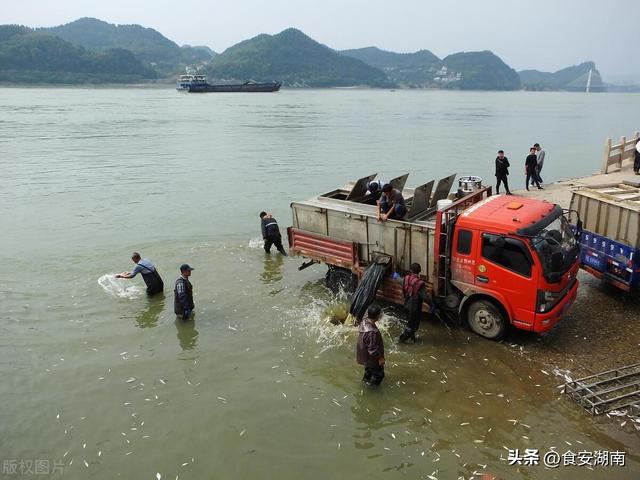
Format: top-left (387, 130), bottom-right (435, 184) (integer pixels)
top-left (518, 62), bottom-right (605, 91)
top-left (0, 17), bottom-right (611, 90)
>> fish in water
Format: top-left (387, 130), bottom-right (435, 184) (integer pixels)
top-left (323, 302), bottom-right (350, 325)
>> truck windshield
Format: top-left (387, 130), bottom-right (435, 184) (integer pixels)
top-left (531, 214), bottom-right (578, 281)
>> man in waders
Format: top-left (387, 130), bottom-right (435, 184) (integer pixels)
top-left (174, 264), bottom-right (195, 319)
top-left (260, 211), bottom-right (287, 256)
top-left (356, 305), bottom-right (385, 386)
top-left (399, 263), bottom-right (426, 343)
top-left (116, 252), bottom-right (164, 295)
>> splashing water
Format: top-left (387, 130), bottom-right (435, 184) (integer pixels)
top-left (248, 237), bottom-right (264, 249)
top-left (282, 294), bottom-right (402, 354)
top-left (98, 274), bottom-right (144, 299)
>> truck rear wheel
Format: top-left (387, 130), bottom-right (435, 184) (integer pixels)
top-left (325, 267), bottom-right (357, 295)
top-left (466, 299), bottom-right (507, 340)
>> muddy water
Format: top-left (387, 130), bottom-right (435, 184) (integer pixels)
top-left (1, 87), bottom-right (639, 478)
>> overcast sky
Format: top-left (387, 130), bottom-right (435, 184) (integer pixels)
top-left (5, 0), bottom-right (640, 81)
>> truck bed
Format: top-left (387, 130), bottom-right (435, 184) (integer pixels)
top-left (290, 181), bottom-right (439, 281)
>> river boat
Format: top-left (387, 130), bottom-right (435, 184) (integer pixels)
top-left (176, 75), bottom-right (281, 93)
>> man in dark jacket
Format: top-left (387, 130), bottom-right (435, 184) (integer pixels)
top-left (116, 252), bottom-right (164, 295)
top-left (377, 184), bottom-right (407, 221)
top-left (174, 264), bottom-right (195, 319)
top-left (495, 150), bottom-right (512, 195)
top-left (634, 138), bottom-right (640, 175)
top-left (260, 212), bottom-right (287, 256)
top-left (525, 147), bottom-right (542, 191)
top-left (356, 305), bottom-right (385, 386)
top-left (399, 263), bottom-right (427, 343)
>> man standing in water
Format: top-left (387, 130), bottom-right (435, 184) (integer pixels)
top-left (399, 263), bottom-right (427, 343)
top-left (494, 150), bottom-right (512, 195)
top-left (116, 252), bottom-right (164, 295)
top-left (174, 264), bottom-right (195, 319)
top-left (356, 305), bottom-right (385, 386)
top-left (260, 211), bottom-right (287, 256)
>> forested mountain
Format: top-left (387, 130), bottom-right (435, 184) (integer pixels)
top-left (342, 47), bottom-right (521, 90)
top-left (0, 18), bottom-right (608, 89)
top-left (207, 28), bottom-right (394, 87)
top-left (0, 25), bottom-right (156, 83)
top-left (340, 47), bottom-right (441, 86)
top-left (519, 61), bottom-right (604, 91)
top-left (45, 18), bottom-right (213, 72)
top-left (441, 51), bottom-right (520, 90)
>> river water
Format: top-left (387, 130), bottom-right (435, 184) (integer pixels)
top-left (1, 87), bottom-right (639, 479)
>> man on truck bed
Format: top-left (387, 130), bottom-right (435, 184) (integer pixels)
top-left (377, 184), bottom-right (407, 221)
top-left (366, 179), bottom-right (386, 201)
top-left (399, 263), bottom-right (427, 343)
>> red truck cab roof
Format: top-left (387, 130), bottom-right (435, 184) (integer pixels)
top-left (458, 194), bottom-right (558, 235)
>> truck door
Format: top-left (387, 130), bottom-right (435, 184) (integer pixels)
top-left (476, 233), bottom-right (537, 327)
top-left (450, 228), bottom-right (477, 285)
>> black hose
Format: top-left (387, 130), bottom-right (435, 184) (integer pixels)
top-left (349, 258), bottom-right (389, 321)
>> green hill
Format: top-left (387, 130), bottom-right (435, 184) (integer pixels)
top-left (441, 51), bottom-right (520, 90)
top-left (45, 18), bottom-right (214, 71)
top-left (340, 46), bottom-right (441, 87)
top-left (519, 61), bottom-right (605, 91)
top-left (0, 25), bottom-right (156, 83)
top-left (207, 28), bottom-right (394, 88)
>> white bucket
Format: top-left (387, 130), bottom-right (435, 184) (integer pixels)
top-left (437, 199), bottom-right (454, 211)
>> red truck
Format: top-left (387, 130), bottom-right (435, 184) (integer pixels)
top-left (288, 174), bottom-right (581, 339)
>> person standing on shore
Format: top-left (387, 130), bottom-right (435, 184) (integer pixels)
top-left (495, 150), bottom-right (512, 195)
top-left (534, 143), bottom-right (545, 184)
top-left (356, 305), bottom-right (385, 386)
top-left (525, 147), bottom-right (542, 191)
top-left (174, 264), bottom-right (195, 319)
top-left (115, 252), bottom-right (164, 295)
top-left (634, 138), bottom-right (640, 175)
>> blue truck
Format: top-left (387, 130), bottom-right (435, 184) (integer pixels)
top-left (570, 182), bottom-right (640, 291)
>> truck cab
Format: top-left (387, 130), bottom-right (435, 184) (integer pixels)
top-left (449, 195), bottom-right (580, 338)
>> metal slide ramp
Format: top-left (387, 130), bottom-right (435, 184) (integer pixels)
top-left (564, 363), bottom-right (640, 417)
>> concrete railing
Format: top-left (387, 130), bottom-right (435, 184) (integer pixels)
top-left (600, 131), bottom-right (640, 174)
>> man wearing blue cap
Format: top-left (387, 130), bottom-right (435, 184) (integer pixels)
top-left (174, 264), bottom-right (195, 319)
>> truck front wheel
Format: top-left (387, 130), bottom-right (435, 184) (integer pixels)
top-left (466, 299), bottom-right (507, 340)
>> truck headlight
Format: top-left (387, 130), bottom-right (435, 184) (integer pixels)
top-left (537, 289), bottom-right (562, 313)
